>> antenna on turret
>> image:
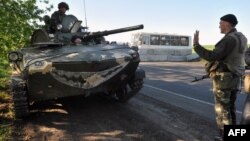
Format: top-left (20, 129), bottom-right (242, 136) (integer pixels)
top-left (83, 0), bottom-right (88, 30)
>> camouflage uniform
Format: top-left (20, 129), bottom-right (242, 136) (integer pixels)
top-left (194, 28), bottom-right (248, 134)
top-left (50, 11), bottom-right (66, 33)
top-left (212, 71), bottom-right (240, 127)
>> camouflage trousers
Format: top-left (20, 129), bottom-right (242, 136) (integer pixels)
top-left (211, 72), bottom-right (240, 131)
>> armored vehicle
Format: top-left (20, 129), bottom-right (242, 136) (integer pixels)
top-left (8, 15), bottom-right (145, 118)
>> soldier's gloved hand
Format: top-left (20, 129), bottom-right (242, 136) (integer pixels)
top-left (74, 38), bottom-right (82, 44)
top-left (71, 35), bottom-right (82, 44)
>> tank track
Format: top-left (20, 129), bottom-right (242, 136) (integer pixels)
top-left (116, 78), bottom-right (144, 102)
top-left (11, 76), bottom-right (29, 118)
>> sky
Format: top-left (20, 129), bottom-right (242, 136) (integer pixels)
top-left (38, 0), bottom-right (250, 45)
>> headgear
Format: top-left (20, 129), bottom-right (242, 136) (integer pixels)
top-left (58, 2), bottom-right (69, 10)
top-left (220, 14), bottom-right (238, 26)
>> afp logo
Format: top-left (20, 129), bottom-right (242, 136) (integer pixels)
top-left (224, 125), bottom-right (250, 141)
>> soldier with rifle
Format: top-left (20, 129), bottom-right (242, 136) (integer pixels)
top-left (193, 14), bottom-right (248, 141)
top-left (50, 2), bottom-right (69, 33)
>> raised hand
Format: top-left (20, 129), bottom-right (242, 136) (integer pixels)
top-left (193, 30), bottom-right (199, 45)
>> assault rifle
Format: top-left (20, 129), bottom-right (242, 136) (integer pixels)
top-left (191, 74), bottom-right (209, 82)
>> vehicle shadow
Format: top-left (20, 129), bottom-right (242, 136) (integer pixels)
top-left (11, 94), bottom-right (179, 141)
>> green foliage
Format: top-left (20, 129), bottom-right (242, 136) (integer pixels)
top-left (0, 126), bottom-right (11, 141)
top-left (0, 59), bottom-right (12, 141)
top-left (0, 1), bottom-right (52, 140)
top-left (0, 0), bottom-right (52, 60)
top-left (0, 61), bottom-right (10, 90)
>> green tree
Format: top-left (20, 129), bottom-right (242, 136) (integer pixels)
top-left (0, 0), bottom-right (52, 61)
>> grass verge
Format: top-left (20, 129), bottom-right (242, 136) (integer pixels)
top-left (0, 60), bottom-right (13, 141)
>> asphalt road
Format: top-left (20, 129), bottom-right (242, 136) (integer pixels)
top-left (139, 61), bottom-right (247, 123)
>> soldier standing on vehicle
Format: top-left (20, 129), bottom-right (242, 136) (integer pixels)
top-left (193, 14), bottom-right (248, 141)
top-left (50, 2), bottom-right (69, 33)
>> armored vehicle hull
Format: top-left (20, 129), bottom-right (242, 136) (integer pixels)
top-left (10, 43), bottom-right (145, 118)
top-left (24, 44), bottom-right (143, 101)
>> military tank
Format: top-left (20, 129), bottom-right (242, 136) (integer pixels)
top-left (8, 15), bottom-right (145, 118)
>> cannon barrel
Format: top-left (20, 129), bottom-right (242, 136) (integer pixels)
top-left (82, 24), bottom-right (144, 41)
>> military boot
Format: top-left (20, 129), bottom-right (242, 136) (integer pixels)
top-left (214, 129), bottom-right (223, 141)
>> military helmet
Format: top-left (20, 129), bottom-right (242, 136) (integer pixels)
top-left (58, 2), bottom-right (69, 10)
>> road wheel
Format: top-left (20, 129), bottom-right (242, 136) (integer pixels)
top-left (11, 76), bottom-right (30, 119)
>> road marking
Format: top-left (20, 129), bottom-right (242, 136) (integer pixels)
top-left (144, 84), bottom-right (242, 114)
top-left (141, 65), bottom-right (205, 75)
